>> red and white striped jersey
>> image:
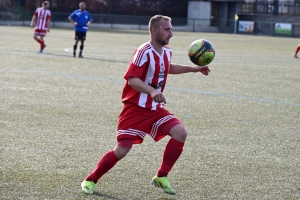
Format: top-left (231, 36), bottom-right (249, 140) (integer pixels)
top-left (122, 41), bottom-right (172, 110)
top-left (34, 7), bottom-right (51, 30)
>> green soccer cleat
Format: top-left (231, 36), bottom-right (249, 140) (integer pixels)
top-left (81, 180), bottom-right (96, 194)
top-left (152, 176), bottom-right (176, 195)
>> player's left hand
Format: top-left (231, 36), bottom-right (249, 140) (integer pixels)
top-left (195, 65), bottom-right (210, 76)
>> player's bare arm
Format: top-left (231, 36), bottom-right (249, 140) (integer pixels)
top-left (47, 19), bottom-right (51, 32)
top-left (30, 15), bottom-right (37, 27)
top-left (169, 63), bottom-right (210, 76)
top-left (128, 77), bottom-right (166, 104)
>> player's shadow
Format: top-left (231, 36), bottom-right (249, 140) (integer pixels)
top-left (14, 49), bottom-right (128, 64)
top-left (92, 192), bottom-right (176, 200)
top-left (44, 52), bottom-right (128, 64)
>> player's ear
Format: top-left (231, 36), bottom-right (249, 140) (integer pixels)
top-left (152, 26), bottom-right (159, 34)
top-left (150, 27), bottom-right (156, 34)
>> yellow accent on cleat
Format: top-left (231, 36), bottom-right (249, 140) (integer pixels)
top-left (152, 176), bottom-right (176, 195)
top-left (81, 180), bottom-right (96, 194)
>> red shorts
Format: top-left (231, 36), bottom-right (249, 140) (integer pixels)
top-left (34, 28), bottom-right (47, 36)
top-left (117, 103), bottom-right (182, 144)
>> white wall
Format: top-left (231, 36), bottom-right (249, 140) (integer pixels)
top-left (188, 1), bottom-right (211, 26)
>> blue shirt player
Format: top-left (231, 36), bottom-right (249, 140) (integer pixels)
top-left (68, 2), bottom-right (92, 58)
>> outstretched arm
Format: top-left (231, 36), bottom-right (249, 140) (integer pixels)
top-left (169, 63), bottom-right (210, 76)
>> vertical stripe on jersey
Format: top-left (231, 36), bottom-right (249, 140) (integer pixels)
top-left (37, 9), bottom-right (42, 29)
top-left (137, 52), bottom-right (151, 108)
top-left (146, 51), bottom-right (160, 109)
top-left (162, 49), bottom-right (171, 89)
top-left (38, 9), bottom-right (44, 29)
top-left (41, 10), bottom-right (47, 29)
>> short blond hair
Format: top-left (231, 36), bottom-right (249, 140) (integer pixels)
top-left (148, 15), bottom-right (171, 30)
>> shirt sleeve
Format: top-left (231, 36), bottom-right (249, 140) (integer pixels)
top-left (124, 50), bottom-right (149, 80)
top-left (124, 63), bottom-right (146, 80)
top-left (47, 11), bottom-right (51, 20)
top-left (34, 9), bottom-right (38, 16)
top-left (69, 11), bottom-right (76, 20)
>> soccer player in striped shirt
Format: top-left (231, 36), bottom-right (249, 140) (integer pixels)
top-left (81, 15), bottom-right (211, 195)
top-left (68, 2), bottom-right (92, 58)
top-left (30, 1), bottom-right (51, 53)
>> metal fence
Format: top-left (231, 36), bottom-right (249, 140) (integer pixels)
top-left (0, 11), bottom-right (299, 37)
top-left (219, 19), bottom-right (300, 37)
top-left (238, 0), bottom-right (300, 15)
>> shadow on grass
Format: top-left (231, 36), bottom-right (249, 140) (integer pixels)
top-left (92, 191), bottom-right (123, 200)
top-left (44, 52), bottom-right (128, 63)
top-left (92, 191), bottom-right (177, 200)
top-left (10, 48), bottom-right (128, 64)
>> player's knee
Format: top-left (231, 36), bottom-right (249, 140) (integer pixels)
top-left (113, 146), bottom-right (131, 160)
top-left (169, 125), bottom-right (187, 143)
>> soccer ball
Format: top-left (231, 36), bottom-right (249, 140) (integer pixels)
top-left (188, 39), bottom-right (215, 66)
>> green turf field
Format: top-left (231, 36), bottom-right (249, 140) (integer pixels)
top-left (1, 26), bottom-right (299, 199)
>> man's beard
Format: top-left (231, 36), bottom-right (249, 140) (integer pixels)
top-left (157, 37), bottom-right (169, 46)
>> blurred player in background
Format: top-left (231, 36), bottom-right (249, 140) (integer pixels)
top-left (68, 2), bottom-right (92, 58)
top-left (80, 15), bottom-right (211, 195)
top-left (293, 41), bottom-right (300, 58)
top-left (30, 1), bottom-right (51, 53)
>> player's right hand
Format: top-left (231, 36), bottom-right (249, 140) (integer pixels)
top-left (150, 90), bottom-right (166, 104)
top-left (195, 65), bottom-right (210, 76)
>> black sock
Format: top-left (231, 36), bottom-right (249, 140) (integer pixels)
top-left (80, 45), bottom-right (84, 55)
top-left (73, 45), bottom-right (77, 54)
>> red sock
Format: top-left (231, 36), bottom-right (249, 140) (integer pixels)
top-left (157, 138), bottom-right (184, 177)
top-left (40, 41), bottom-right (45, 50)
top-left (36, 39), bottom-right (42, 44)
top-left (296, 45), bottom-right (300, 54)
top-left (85, 150), bottom-right (119, 184)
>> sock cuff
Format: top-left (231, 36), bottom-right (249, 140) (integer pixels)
top-left (170, 138), bottom-right (184, 148)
